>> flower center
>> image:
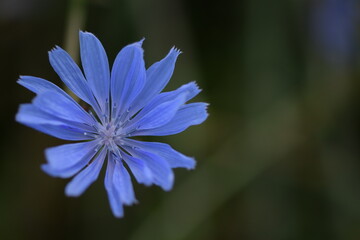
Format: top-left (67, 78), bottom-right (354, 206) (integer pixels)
top-left (98, 122), bottom-right (118, 146)
top-left (84, 119), bottom-right (125, 156)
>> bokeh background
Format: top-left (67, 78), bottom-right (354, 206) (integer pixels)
top-left (1, 0), bottom-right (360, 239)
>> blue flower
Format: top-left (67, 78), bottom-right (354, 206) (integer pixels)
top-left (16, 31), bottom-right (208, 218)
top-left (310, 0), bottom-right (358, 65)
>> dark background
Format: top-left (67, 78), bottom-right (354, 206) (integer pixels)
top-left (1, 0), bottom-right (360, 239)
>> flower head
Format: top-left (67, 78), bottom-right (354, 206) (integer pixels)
top-left (16, 31), bottom-right (208, 217)
top-left (310, 0), bottom-right (358, 66)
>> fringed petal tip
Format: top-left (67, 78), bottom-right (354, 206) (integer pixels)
top-left (129, 38), bottom-right (145, 48)
top-left (138, 37), bottom-right (145, 46)
top-left (203, 103), bottom-right (210, 118)
top-left (170, 46), bottom-right (182, 55)
top-left (79, 30), bottom-right (92, 36)
top-left (17, 75), bottom-right (26, 83)
top-left (178, 81), bottom-right (202, 102)
top-left (17, 76), bottom-right (31, 87)
top-left (188, 81), bottom-right (202, 95)
top-left (203, 102), bottom-right (210, 109)
top-left (48, 45), bottom-right (62, 54)
top-left (79, 31), bottom-right (100, 43)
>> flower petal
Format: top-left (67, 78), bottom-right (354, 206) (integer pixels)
top-left (65, 148), bottom-right (107, 197)
top-left (105, 157), bottom-right (124, 218)
top-left (123, 139), bottom-right (196, 169)
top-left (125, 147), bottom-right (174, 191)
top-left (16, 104), bottom-right (93, 140)
top-left (17, 76), bottom-right (70, 99)
top-left (130, 93), bottom-right (186, 131)
top-left (44, 140), bottom-right (100, 172)
top-left (17, 104), bottom-right (64, 125)
top-left (129, 47), bottom-right (181, 114)
top-left (79, 31), bottom-right (110, 112)
top-left (26, 123), bottom-right (90, 141)
top-left (112, 157), bottom-right (137, 205)
top-left (32, 91), bottom-right (95, 126)
top-left (125, 82), bottom-right (200, 126)
top-left (16, 104), bottom-right (95, 132)
top-left (132, 102), bottom-right (208, 136)
top-left (110, 40), bottom-right (146, 119)
top-left (48, 46), bottom-right (98, 109)
top-left (121, 153), bottom-right (153, 186)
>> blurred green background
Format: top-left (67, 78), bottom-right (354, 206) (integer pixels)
top-left (1, 0), bottom-right (360, 239)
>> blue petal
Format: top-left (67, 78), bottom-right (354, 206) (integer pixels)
top-left (16, 104), bottom-right (94, 140)
top-left (17, 76), bottom-right (71, 99)
top-left (110, 40), bottom-right (146, 119)
top-left (32, 91), bottom-right (95, 126)
top-left (131, 102), bottom-right (208, 136)
top-left (126, 82), bottom-right (200, 126)
top-left (65, 148), bottom-right (106, 197)
top-left (130, 93), bottom-right (186, 131)
top-left (104, 156), bottom-right (124, 218)
top-left (43, 140), bottom-right (100, 178)
top-left (121, 153), bottom-right (153, 186)
top-left (17, 77), bottom-right (97, 133)
top-left (45, 141), bottom-right (99, 169)
top-left (125, 147), bottom-right (174, 191)
top-left (48, 46), bottom-right (98, 110)
top-left (26, 123), bottom-right (91, 141)
top-left (16, 104), bottom-right (95, 132)
top-left (79, 31), bottom-right (110, 112)
top-left (17, 104), bottom-right (65, 125)
top-left (123, 139), bottom-right (196, 169)
top-left (129, 47), bottom-right (181, 114)
top-left (112, 157), bottom-right (137, 205)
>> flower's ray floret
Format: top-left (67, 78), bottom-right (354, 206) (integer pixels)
top-left (16, 31), bottom-right (208, 218)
